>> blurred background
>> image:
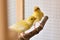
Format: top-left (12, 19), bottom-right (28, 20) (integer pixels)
top-left (8, 0), bottom-right (60, 40)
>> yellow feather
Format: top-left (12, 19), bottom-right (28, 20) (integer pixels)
top-left (32, 6), bottom-right (44, 23)
top-left (9, 16), bottom-right (36, 33)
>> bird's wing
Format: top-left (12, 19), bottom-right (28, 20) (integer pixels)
top-left (9, 23), bottom-right (26, 33)
top-left (9, 20), bottom-right (31, 33)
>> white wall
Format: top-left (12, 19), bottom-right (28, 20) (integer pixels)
top-left (8, 0), bottom-right (16, 26)
top-left (25, 0), bottom-right (60, 40)
top-left (8, 0), bottom-right (60, 40)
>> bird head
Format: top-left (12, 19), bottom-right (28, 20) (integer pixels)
top-left (34, 6), bottom-right (40, 12)
top-left (26, 16), bottom-right (36, 24)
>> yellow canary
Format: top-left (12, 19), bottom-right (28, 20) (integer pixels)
top-left (32, 6), bottom-right (44, 23)
top-left (9, 16), bottom-right (36, 33)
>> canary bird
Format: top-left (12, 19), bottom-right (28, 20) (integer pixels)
top-left (32, 6), bottom-right (44, 28)
top-left (9, 16), bottom-right (36, 33)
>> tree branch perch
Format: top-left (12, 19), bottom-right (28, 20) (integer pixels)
top-left (18, 16), bottom-right (48, 40)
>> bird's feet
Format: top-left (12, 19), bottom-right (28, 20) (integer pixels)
top-left (18, 32), bottom-right (25, 39)
top-left (34, 24), bottom-right (36, 29)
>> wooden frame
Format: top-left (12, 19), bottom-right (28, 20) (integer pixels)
top-left (0, 0), bottom-right (8, 40)
top-left (0, 0), bottom-right (24, 40)
top-left (16, 0), bottom-right (24, 22)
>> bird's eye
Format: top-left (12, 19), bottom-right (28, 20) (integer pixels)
top-left (31, 18), bottom-right (33, 20)
top-left (37, 8), bottom-right (40, 9)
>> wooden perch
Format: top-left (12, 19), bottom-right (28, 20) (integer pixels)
top-left (18, 16), bottom-right (48, 40)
